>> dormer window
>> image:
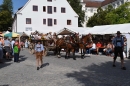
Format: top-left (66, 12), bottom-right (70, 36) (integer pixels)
top-left (33, 5), bottom-right (38, 11)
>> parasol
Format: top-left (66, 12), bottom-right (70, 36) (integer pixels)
top-left (4, 32), bottom-right (20, 37)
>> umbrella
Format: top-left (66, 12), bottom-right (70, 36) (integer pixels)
top-left (4, 32), bottom-right (20, 37)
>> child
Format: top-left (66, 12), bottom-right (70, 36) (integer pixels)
top-left (13, 43), bottom-right (19, 62)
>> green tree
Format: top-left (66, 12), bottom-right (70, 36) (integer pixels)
top-left (87, 7), bottom-right (109, 27)
top-left (87, 2), bottom-right (130, 27)
top-left (67, 0), bottom-right (85, 27)
top-left (1, 0), bottom-right (13, 13)
top-left (0, 0), bottom-right (13, 31)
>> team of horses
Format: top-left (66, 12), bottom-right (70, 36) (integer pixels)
top-left (55, 34), bottom-right (93, 60)
top-left (28, 34), bottom-right (93, 60)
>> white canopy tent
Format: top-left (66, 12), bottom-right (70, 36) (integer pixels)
top-left (102, 23), bottom-right (130, 34)
top-left (83, 25), bottom-right (113, 34)
top-left (83, 23), bottom-right (130, 35)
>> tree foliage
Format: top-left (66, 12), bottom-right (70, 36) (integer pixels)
top-left (0, 0), bottom-right (13, 31)
top-left (67, 0), bottom-right (85, 27)
top-left (87, 2), bottom-right (130, 27)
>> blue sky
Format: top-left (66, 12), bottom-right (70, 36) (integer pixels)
top-left (0, 0), bottom-right (28, 13)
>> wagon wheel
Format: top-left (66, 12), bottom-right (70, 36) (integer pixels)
top-left (43, 46), bottom-right (48, 56)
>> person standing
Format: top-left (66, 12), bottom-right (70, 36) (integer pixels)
top-left (15, 39), bottom-right (21, 58)
top-left (25, 39), bottom-right (28, 49)
top-left (13, 42), bottom-right (19, 62)
top-left (35, 41), bottom-right (44, 70)
top-left (11, 39), bottom-right (15, 56)
top-left (4, 37), bottom-right (11, 60)
top-left (0, 38), bottom-right (4, 63)
top-left (112, 31), bottom-right (126, 70)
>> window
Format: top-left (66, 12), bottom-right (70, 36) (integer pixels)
top-left (117, 2), bottom-right (120, 6)
top-left (86, 16), bottom-right (87, 20)
top-left (61, 7), bottom-right (66, 13)
top-left (33, 5), bottom-right (38, 11)
top-left (54, 7), bottom-right (56, 12)
top-left (54, 19), bottom-right (57, 25)
top-left (43, 19), bottom-right (46, 24)
top-left (121, 0), bottom-right (124, 4)
top-left (26, 27), bottom-right (32, 31)
top-left (48, 18), bottom-right (52, 26)
top-left (47, 6), bottom-right (52, 14)
top-left (26, 18), bottom-right (31, 24)
top-left (90, 9), bottom-right (93, 13)
top-left (47, 0), bottom-right (52, 2)
top-left (43, 6), bottom-right (46, 12)
top-left (67, 20), bottom-right (71, 25)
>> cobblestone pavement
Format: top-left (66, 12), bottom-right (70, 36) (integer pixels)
top-left (0, 49), bottom-right (130, 86)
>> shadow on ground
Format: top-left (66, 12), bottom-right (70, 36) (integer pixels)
top-left (0, 85), bottom-right (10, 86)
top-left (41, 63), bottom-right (49, 68)
top-left (65, 59), bottom-right (130, 86)
top-left (19, 55), bottom-right (28, 62)
top-left (0, 62), bottom-right (12, 69)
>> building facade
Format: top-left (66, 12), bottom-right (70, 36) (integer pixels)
top-left (12, 0), bottom-right (78, 34)
top-left (81, 0), bottom-right (130, 27)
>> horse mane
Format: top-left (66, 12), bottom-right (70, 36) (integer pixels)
top-left (82, 35), bottom-right (92, 44)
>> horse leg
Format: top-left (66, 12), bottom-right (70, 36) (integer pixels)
top-left (81, 48), bottom-right (83, 59)
top-left (58, 47), bottom-right (61, 58)
top-left (65, 49), bottom-right (69, 59)
top-left (73, 49), bottom-right (76, 60)
top-left (56, 47), bottom-right (60, 58)
top-left (82, 48), bottom-right (86, 59)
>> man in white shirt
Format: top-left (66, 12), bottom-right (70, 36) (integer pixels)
top-left (88, 42), bottom-right (96, 55)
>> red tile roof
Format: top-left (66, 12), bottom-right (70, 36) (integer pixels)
top-left (85, 1), bottom-right (102, 8)
top-left (102, 0), bottom-right (117, 6)
top-left (84, 0), bottom-right (117, 8)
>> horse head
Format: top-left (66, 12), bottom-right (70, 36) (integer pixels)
top-left (82, 34), bottom-right (93, 44)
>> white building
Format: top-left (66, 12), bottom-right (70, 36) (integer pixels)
top-left (12, 0), bottom-right (78, 34)
top-left (81, 0), bottom-right (130, 27)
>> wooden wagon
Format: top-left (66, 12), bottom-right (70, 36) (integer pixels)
top-left (30, 39), bottom-right (56, 56)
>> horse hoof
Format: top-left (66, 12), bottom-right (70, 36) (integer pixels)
top-left (73, 58), bottom-right (76, 60)
top-left (81, 57), bottom-right (84, 59)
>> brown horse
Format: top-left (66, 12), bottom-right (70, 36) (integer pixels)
top-left (65, 36), bottom-right (77, 60)
top-left (55, 38), bottom-right (66, 58)
top-left (77, 34), bottom-right (93, 59)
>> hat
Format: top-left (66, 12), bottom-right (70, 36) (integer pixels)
top-left (116, 31), bottom-right (121, 34)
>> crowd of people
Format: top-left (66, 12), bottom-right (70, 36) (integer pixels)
top-left (85, 31), bottom-right (127, 70)
top-left (0, 30), bottom-right (128, 70)
top-left (0, 37), bottom-right (21, 63)
top-left (30, 31), bottom-right (57, 41)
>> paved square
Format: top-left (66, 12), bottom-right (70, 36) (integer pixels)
top-left (0, 50), bottom-right (130, 86)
